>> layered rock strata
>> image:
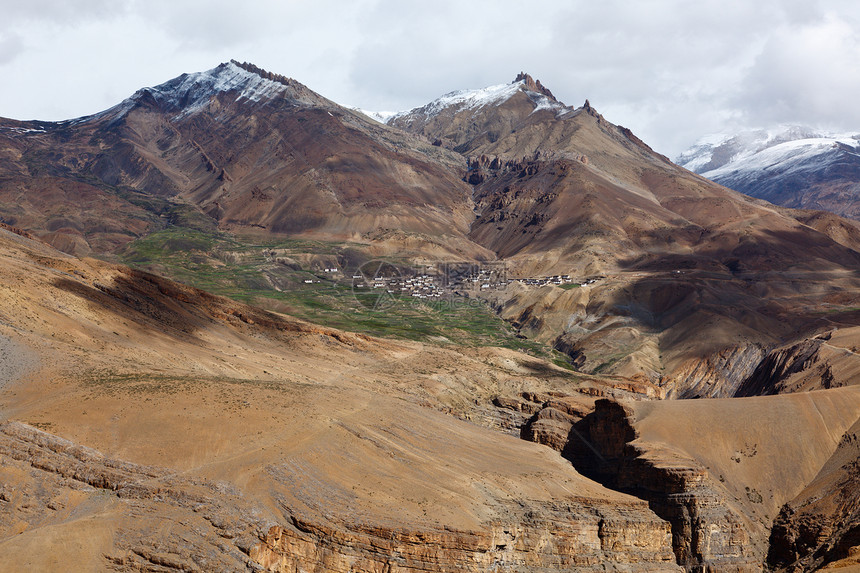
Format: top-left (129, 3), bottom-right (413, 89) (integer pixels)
top-left (0, 420), bottom-right (681, 572)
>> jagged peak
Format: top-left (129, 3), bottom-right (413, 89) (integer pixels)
top-left (386, 74), bottom-right (568, 123)
top-left (514, 72), bottom-right (556, 101)
top-left (229, 60), bottom-right (300, 90)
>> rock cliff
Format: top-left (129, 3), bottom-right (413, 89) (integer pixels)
top-left (518, 390), bottom-right (860, 571)
top-left (0, 420), bottom-right (681, 572)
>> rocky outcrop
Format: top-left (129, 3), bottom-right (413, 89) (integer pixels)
top-left (489, 392), bottom-right (550, 436)
top-left (552, 400), bottom-right (764, 572)
top-left (514, 72), bottom-right (556, 100)
top-left (518, 393), bottom-right (595, 450)
top-left (736, 339), bottom-right (822, 397)
top-left (734, 332), bottom-right (860, 397)
top-left (251, 504), bottom-right (679, 573)
top-left (520, 390), bottom-right (860, 572)
top-left (662, 344), bottom-right (768, 398)
top-left (465, 154), bottom-right (588, 185)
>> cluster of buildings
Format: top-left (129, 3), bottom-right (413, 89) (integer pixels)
top-left (353, 273), bottom-right (445, 300)
top-left (513, 275), bottom-right (573, 287)
top-left (351, 266), bottom-right (588, 301)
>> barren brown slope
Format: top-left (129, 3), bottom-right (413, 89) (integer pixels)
top-left (390, 74), bottom-right (860, 395)
top-left (466, 149), bottom-right (860, 395)
top-left (0, 61), bottom-right (488, 260)
top-left (0, 227), bottom-right (682, 571)
top-left (0, 119), bottom-right (159, 256)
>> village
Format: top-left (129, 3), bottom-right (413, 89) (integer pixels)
top-left (342, 262), bottom-right (599, 301)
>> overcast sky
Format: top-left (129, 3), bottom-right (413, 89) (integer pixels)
top-left (1, 0), bottom-right (858, 157)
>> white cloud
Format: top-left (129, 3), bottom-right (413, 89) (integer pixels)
top-left (342, 0), bottom-right (559, 111)
top-left (739, 11), bottom-right (860, 130)
top-left (0, 33), bottom-right (23, 65)
top-left (2, 0), bottom-right (128, 25)
top-left (0, 0), bottom-right (858, 156)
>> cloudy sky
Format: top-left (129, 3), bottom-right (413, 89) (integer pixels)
top-left (1, 0), bottom-right (858, 157)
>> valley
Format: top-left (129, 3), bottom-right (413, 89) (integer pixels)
top-left (2, 61), bottom-right (860, 571)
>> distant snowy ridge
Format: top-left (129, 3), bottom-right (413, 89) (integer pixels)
top-left (677, 126), bottom-right (860, 175)
top-left (351, 109), bottom-right (399, 124)
top-left (701, 136), bottom-right (860, 183)
top-left (675, 125), bottom-right (860, 218)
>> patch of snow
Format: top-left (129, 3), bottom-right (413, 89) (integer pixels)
top-left (0, 127), bottom-right (46, 135)
top-left (352, 108), bottom-right (401, 124)
top-left (92, 62), bottom-right (291, 123)
top-left (528, 92), bottom-right (567, 115)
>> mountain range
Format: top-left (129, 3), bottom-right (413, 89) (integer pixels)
top-left (3, 61), bottom-right (860, 572)
top-left (677, 126), bottom-right (860, 220)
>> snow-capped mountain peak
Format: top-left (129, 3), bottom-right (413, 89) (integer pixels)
top-left (359, 73), bottom-right (567, 126)
top-left (351, 109), bottom-right (400, 124)
top-left (147, 61), bottom-right (293, 115)
top-left (102, 61), bottom-right (305, 122)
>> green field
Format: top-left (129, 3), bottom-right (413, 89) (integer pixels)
top-left (118, 226), bottom-right (552, 355)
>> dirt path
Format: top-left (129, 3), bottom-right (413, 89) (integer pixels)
top-left (822, 341), bottom-right (860, 359)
